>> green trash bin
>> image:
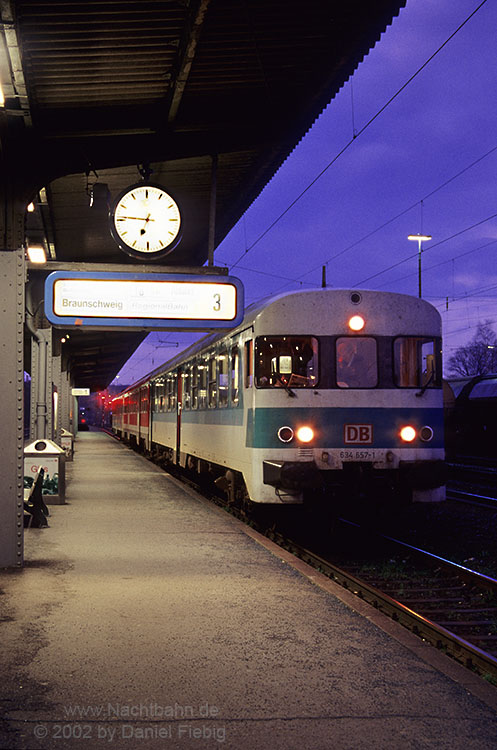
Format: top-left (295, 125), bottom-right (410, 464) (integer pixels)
top-left (24, 439), bottom-right (66, 505)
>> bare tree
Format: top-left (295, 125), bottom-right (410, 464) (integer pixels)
top-left (446, 320), bottom-right (497, 377)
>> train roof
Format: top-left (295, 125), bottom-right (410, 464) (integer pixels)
top-left (447, 372), bottom-right (497, 401)
top-left (116, 288), bottom-right (440, 395)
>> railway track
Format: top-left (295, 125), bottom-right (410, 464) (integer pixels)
top-left (447, 486), bottom-right (497, 509)
top-left (448, 460), bottom-right (497, 485)
top-left (267, 521), bottom-right (497, 685)
top-left (447, 458), bottom-right (497, 508)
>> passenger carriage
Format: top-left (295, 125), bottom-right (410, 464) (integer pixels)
top-left (112, 289), bottom-right (446, 509)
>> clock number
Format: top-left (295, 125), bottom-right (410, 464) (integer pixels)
top-left (213, 293), bottom-right (221, 312)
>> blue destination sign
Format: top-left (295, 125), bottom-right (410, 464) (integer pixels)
top-left (44, 271), bottom-right (245, 331)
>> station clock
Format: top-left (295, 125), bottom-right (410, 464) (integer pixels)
top-left (109, 182), bottom-right (182, 260)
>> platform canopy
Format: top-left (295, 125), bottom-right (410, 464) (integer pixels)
top-left (0, 0), bottom-right (406, 389)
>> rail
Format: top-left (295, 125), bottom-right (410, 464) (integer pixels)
top-left (267, 526), bottom-right (497, 684)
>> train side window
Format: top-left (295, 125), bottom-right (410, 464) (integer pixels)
top-left (394, 337), bottom-right (439, 388)
top-left (191, 364), bottom-right (198, 409)
top-left (231, 347), bottom-right (240, 405)
top-left (166, 375), bottom-right (176, 411)
top-left (245, 340), bottom-right (253, 388)
top-left (255, 336), bottom-right (318, 388)
top-left (218, 351), bottom-right (229, 407)
top-left (208, 356), bottom-right (217, 407)
top-left (183, 369), bottom-right (191, 410)
top-left (336, 337), bottom-right (377, 388)
top-left (151, 380), bottom-right (159, 412)
top-left (198, 360), bottom-right (208, 409)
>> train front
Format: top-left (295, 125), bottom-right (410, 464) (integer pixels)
top-left (249, 289), bottom-right (445, 507)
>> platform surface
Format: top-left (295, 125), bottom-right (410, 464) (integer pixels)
top-left (1, 430), bottom-right (497, 749)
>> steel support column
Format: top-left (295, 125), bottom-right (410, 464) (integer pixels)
top-left (30, 328), bottom-right (53, 441)
top-left (53, 352), bottom-right (61, 444)
top-left (0, 249), bottom-right (25, 567)
top-left (60, 368), bottom-right (72, 433)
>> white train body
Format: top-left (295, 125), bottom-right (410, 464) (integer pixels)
top-left (112, 289), bottom-right (446, 505)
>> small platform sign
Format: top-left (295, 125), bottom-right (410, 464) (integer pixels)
top-left (71, 388), bottom-right (90, 396)
top-left (44, 271), bottom-right (244, 331)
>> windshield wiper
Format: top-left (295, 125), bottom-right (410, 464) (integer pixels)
top-left (416, 370), bottom-right (434, 397)
top-left (275, 373), bottom-right (296, 397)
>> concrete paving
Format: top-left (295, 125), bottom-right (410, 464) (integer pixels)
top-left (1, 430), bottom-right (497, 749)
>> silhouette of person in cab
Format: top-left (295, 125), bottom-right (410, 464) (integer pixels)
top-left (336, 339), bottom-right (368, 388)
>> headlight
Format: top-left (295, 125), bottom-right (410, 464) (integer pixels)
top-left (296, 426), bottom-right (314, 443)
top-left (419, 425), bottom-right (434, 442)
top-left (399, 425), bottom-right (416, 443)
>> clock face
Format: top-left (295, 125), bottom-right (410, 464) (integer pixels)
top-left (109, 182), bottom-right (182, 259)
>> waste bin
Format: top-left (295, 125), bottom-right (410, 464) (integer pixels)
top-left (24, 439), bottom-right (66, 505)
top-left (60, 429), bottom-right (74, 461)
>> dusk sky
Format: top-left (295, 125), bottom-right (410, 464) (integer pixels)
top-left (113, 0), bottom-right (497, 387)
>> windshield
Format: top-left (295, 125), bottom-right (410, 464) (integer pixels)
top-left (393, 337), bottom-right (439, 388)
top-left (336, 337), bottom-right (378, 388)
top-left (255, 336), bottom-right (318, 388)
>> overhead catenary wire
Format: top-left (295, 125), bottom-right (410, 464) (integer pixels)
top-left (225, 0), bottom-right (489, 276)
top-left (354, 210), bottom-right (497, 287)
top-left (366, 238), bottom-right (497, 293)
top-left (218, 141), bottom-right (497, 297)
top-left (252, 205), bottom-right (497, 301)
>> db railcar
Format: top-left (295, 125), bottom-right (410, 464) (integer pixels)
top-left (112, 289), bottom-right (446, 512)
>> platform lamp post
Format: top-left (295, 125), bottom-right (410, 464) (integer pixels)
top-left (408, 234), bottom-right (432, 298)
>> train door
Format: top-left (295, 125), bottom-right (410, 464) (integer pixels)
top-left (139, 385), bottom-right (150, 451)
top-left (176, 368), bottom-right (182, 464)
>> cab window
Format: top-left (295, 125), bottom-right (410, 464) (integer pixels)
top-left (394, 337), bottom-right (439, 388)
top-left (336, 337), bottom-right (377, 388)
top-left (255, 336), bottom-right (318, 388)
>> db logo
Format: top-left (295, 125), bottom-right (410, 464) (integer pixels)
top-left (344, 424), bottom-right (373, 444)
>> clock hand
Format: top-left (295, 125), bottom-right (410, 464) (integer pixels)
top-left (118, 216), bottom-right (155, 221)
top-left (140, 213), bottom-right (151, 236)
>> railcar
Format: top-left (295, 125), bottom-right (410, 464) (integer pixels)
top-left (112, 289), bottom-right (446, 511)
top-left (445, 373), bottom-right (497, 460)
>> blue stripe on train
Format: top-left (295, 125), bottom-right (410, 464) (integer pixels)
top-left (151, 406), bottom-right (444, 450)
top-left (246, 407), bottom-right (444, 449)
top-left (152, 408), bottom-right (244, 426)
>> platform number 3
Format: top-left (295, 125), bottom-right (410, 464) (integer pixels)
top-left (213, 293), bottom-right (221, 311)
